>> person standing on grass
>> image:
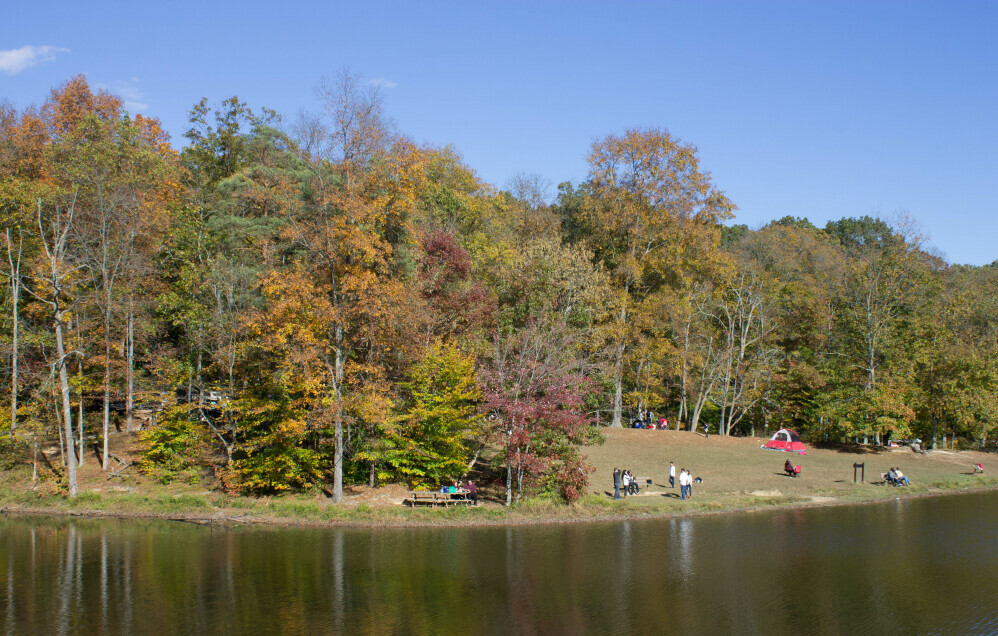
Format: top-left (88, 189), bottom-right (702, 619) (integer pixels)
top-left (669, 462), bottom-right (676, 489)
top-left (679, 469), bottom-right (688, 500)
top-left (613, 467), bottom-right (621, 499)
top-left (703, 423), bottom-right (709, 439)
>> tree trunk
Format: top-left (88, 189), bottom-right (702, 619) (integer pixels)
top-left (610, 298), bottom-right (627, 428)
top-left (54, 380), bottom-right (65, 469)
top-left (55, 313), bottom-right (78, 496)
top-left (6, 228), bottom-right (21, 434)
top-left (77, 361), bottom-right (84, 468)
top-left (196, 349), bottom-right (203, 389)
top-left (38, 197), bottom-right (78, 495)
top-left (68, 311), bottom-right (82, 467)
top-left (332, 326), bottom-right (344, 502)
top-left (102, 331), bottom-right (111, 470)
top-left (678, 311), bottom-right (693, 431)
top-left (505, 458), bottom-right (513, 506)
top-left (126, 300), bottom-right (134, 433)
top-left (611, 339), bottom-right (625, 428)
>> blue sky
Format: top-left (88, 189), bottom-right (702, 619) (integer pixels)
top-left (3, 1), bottom-right (996, 265)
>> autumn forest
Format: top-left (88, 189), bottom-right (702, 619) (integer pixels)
top-left (2, 75), bottom-right (996, 504)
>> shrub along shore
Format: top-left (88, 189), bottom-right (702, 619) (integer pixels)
top-left (2, 429), bottom-right (996, 528)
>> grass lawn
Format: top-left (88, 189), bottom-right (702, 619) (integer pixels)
top-left (2, 427), bottom-right (996, 527)
top-left (584, 428), bottom-right (998, 515)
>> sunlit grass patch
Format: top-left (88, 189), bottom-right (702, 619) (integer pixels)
top-left (150, 494), bottom-right (212, 512)
top-left (266, 499), bottom-right (321, 518)
top-left (70, 491), bottom-right (102, 507)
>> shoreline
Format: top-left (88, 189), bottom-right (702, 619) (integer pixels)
top-left (4, 480), bottom-right (998, 530)
top-left (4, 428), bottom-right (995, 530)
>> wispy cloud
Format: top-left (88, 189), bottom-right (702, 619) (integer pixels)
top-left (368, 77), bottom-right (397, 90)
top-left (97, 77), bottom-right (149, 112)
top-left (0, 45), bottom-right (70, 75)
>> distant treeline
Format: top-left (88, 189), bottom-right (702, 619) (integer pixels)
top-left (1, 75), bottom-right (995, 501)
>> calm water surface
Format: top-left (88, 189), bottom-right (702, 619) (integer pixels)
top-left (2, 491), bottom-right (998, 635)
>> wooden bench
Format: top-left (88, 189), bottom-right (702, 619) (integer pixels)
top-left (407, 490), bottom-right (473, 507)
top-left (624, 477), bottom-right (654, 494)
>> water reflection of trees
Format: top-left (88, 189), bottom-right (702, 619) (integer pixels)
top-left (2, 499), bottom-right (998, 633)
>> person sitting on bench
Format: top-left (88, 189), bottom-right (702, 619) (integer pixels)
top-left (626, 470), bottom-right (639, 494)
top-left (462, 480), bottom-right (478, 504)
top-left (893, 467), bottom-right (909, 486)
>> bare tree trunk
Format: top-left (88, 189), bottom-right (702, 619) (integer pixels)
top-left (718, 350), bottom-right (733, 436)
top-left (505, 458), bottom-right (513, 506)
top-left (102, 330), bottom-right (111, 470)
top-left (125, 299), bottom-right (134, 433)
top-left (5, 228), bottom-right (22, 434)
top-left (678, 313), bottom-right (692, 430)
top-left (38, 197), bottom-right (78, 496)
top-left (611, 339), bottom-right (625, 428)
top-left (54, 378), bottom-right (65, 469)
top-left (55, 314), bottom-right (78, 496)
top-left (67, 312), bottom-right (83, 468)
top-left (332, 326), bottom-right (344, 503)
top-left (77, 358), bottom-right (84, 468)
top-left (931, 413), bottom-right (939, 450)
top-left (196, 349), bottom-right (203, 389)
top-left (610, 296), bottom-right (627, 428)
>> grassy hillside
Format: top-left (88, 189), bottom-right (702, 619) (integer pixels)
top-left (584, 428), bottom-right (998, 513)
top-left (1, 428), bottom-right (996, 527)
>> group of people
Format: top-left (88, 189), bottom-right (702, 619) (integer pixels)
top-left (613, 463), bottom-right (695, 500)
top-left (631, 415), bottom-right (670, 430)
top-left (439, 480), bottom-right (478, 504)
top-left (885, 467), bottom-right (909, 486)
top-left (612, 468), bottom-right (641, 498)
top-left (677, 467), bottom-right (694, 499)
top-left (668, 462), bottom-right (696, 499)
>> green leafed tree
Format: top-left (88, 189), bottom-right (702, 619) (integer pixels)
top-left (377, 342), bottom-right (482, 487)
top-left (576, 128), bottom-right (735, 427)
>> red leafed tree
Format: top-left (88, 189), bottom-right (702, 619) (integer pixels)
top-left (480, 318), bottom-right (596, 505)
top-left (417, 229), bottom-right (494, 342)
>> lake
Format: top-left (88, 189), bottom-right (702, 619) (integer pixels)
top-left (2, 491), bottom-right (997, 634)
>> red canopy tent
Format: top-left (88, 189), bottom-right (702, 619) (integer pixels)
top-left (763, 428), bottom-right (806, 453)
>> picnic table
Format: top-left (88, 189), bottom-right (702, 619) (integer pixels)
top-left (407, 490), bottom-right (473, 507)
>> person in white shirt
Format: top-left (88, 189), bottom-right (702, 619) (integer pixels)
top-left (679, 469), bottom-right (691, 500)
top-left (669, 462), bottom-right (676, 489)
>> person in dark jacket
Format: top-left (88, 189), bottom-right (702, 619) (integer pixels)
top-left (613, 467), bottom-right (621, 499)
top-left (462, 480), bottom-right (478, 504)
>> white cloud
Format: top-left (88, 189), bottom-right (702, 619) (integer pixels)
top-left (0, 45), bottom-right (70, 74)
top-left (368, 77), bottom-right (397, 90)
top-left (96, 78), bottom-right (149, 113)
